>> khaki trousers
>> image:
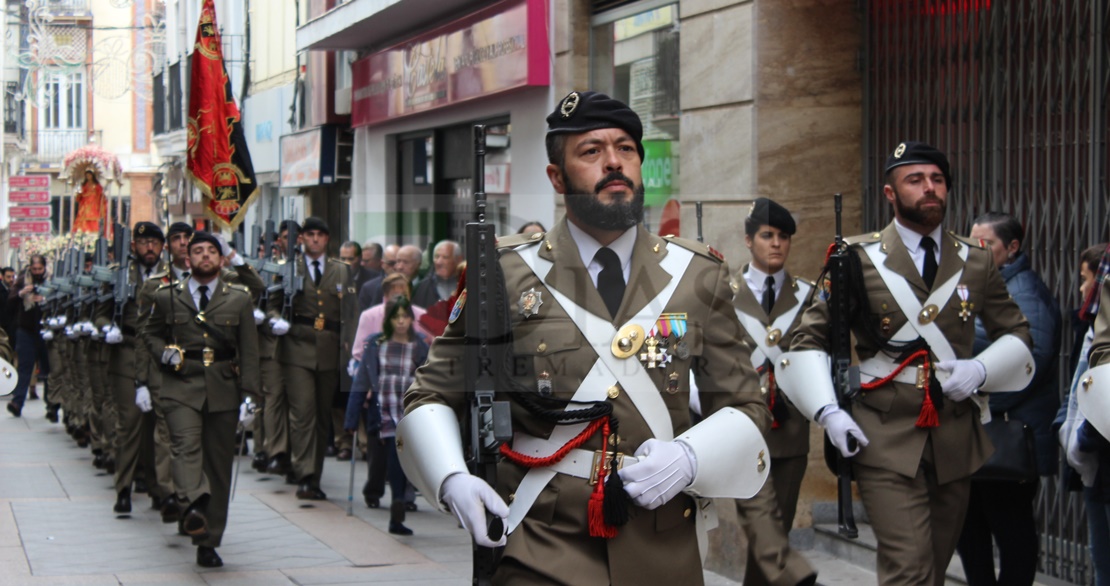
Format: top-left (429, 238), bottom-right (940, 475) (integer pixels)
top-left (855, 442), bottom-right (972, 586)
top-left (283, 364), bottom-right (338, 482)
top-left (163, 400), bottom-right (237, 548)
top-left (260, 358), bottom-right (287, 457)
top-left (738, 454), bottom-right (814, 586)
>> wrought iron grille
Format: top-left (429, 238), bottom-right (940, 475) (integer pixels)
top-left (863, 1), bottom-right (1109, 582)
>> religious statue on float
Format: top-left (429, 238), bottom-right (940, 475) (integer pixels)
top-left (74, 169), bottom-right (107, 233)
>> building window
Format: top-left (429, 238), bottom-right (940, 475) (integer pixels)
top-left (591, 2), bottom-right (679, 215)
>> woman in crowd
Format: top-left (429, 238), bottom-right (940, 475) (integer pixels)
top-left (1059, 243), bottom-right (1110, 585)
top-left (958, 212), bottom-right (1061, 585)
top-left (345, 296), bottom-right (431, 535)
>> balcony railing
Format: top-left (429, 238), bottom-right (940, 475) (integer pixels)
top-left (30, 129), bottom-right (103, 164)
top-left (43, 0), bottom-right (90, 14)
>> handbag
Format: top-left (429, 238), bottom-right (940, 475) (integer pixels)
top-left (973, 413), bottom-right (1037, 483)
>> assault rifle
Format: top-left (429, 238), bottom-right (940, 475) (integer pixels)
top-left (91, 231), bottom-right (116, 303)
top-left (279, 220), bottom-right (303, 320)
top-left (464, 124), bottom-right (513, 585)
top-left (110, 224), bottom-right (134, 323)
top-left (827, 193), bottom-right (860, 539)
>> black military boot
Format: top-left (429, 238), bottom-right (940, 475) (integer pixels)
top-left (113, 487), bottom-right (132, 514)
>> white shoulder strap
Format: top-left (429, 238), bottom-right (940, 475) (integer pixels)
top-left (736, 282), bottom-right (810, 367)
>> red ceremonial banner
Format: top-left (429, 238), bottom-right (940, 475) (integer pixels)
top-left (186, 0), bottom-right (258, 230)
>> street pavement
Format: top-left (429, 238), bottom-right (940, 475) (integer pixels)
top-left (0, 391), bottom-right (744, 585)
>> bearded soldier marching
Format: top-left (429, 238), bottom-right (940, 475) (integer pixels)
top-left (398, 91), bottom-right (771, 584)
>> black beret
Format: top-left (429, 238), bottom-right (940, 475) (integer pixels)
top-left (746, 198), bottom-right (796, 235)
top-left (302, 216), bottom-right (329, 234)
top-left (546, 91), bottom-right (644, 160)
top-left (884, 141), bottom-right (952, 186)
top-left (279, 220), bottom-right (302, 234)
top-left (133, 221), bottom-right (165, 242)
top-left (167, 222), bottom-right (193, 239)
top-left (188, 231), bottom-right (223, 254)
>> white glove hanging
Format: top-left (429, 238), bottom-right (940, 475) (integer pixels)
top-left (818, 405), bottom-right (869, 457)
top-left (103, 325), bottom-right (123, 344)
top-left (935, 359), bottom-right (986, 401)
top-left (270, 317), bottom-right (290, 336)
top-left (618, 439), bottom-right (696, 510)
top-left (253, 308), bottom-right (266, 325)
top-left (440, 473), bottom-right (509, 548)
top-left (134, 386), bottom-right (152, 413)
top-left (161, 348), bottom-right (182, 366)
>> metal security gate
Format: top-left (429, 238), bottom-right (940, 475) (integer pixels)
top-left (863, 1), bottom-right (1110, 583)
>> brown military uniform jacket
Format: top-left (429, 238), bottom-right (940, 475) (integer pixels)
top-left (791, 222), bottom-right (1032, 484)
top-left (94, 260), bottom-right (168, 379)
top-left (266, 256), bottom-right (357, 372)
top-left (732, 267), bottom-right (812, 458)
top-left (405, 219), bottom-right (770, 585)
top-left (142, 278), bottom-right (260, 412)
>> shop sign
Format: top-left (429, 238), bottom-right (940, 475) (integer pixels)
top-left (9, 191), bottom-right (51, 204)
top-left (280, 127), bottom-right (339, 187)
top-left (613, 5), bottom-right (676, 42)
top-left (10, 221), bottom-right (51, 234)
top-left (8, 237), bottom-right (22, 248)
top-left (351, 0), bottom-right (549, 127)
top-left (10, 175), bottom-right (50, 189)
top-left (10, 206), bottom-right (51, 219)
top-left (642, 140), bottom-right (673, 206)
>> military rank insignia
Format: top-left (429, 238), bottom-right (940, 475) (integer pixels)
top-left (518, 288), bottom-right (543, 319)
top-left (656, 313), bottom-right (689, 360)
top-left (448, 291), bottom-right (466, 324)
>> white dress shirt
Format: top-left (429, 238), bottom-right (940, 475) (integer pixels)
top-left (305, 253), bottom-right (326, 283)
top-left (188, 276), bottom-right (219, 310)
top-left (566, 220), bottom-right (636, 287)
top-left (893, 218), bottom-right (943, 279)
top-left (743, 264), bottom-right (786, 305)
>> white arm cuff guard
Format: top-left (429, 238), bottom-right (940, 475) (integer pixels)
top-left (1077, 363), bottom-right (1110, 440)
top-left (774, 350), bottom-right (837, 421)
top-left (0, 357), bottom-right (17, 396)
top-left (677, 407), bottom-right (769, 499)
top-left (976, 334), bottom-right (1035, 393)
top-left (395, 404), bottom-right (468, 513)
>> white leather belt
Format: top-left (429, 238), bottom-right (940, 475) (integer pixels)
top-left (858, 356), bottom-right (925, 386)
top-left (545, 448), bottom-right (640, 480)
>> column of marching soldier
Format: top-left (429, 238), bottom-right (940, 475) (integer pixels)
top-left (24, 217), bottom-right (358, 568)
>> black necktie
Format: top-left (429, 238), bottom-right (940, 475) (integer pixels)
top-left (921, 237), bottom-right (938, 289)
top-left (762, 276), bottom-right (775, 316)
top-left (594, 248), bottom-right (625, 320)
top-left (312, 260), bottom-right (322, 286)
top-left (198, 285), bottom-right (209, 311)
top-left (182, 271), bottom-right (190, 281)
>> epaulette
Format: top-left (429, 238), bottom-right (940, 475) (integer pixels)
top-left (147, 269), bottom-right (170, 281)
top-left (155, 281), bottom-right (174, 291)
top-left (950, 232), bottom-right (986, 250)
top-left (327, 257), bottom-right (347, 266)
top-left (662, 234), bottom-right (725, 263)
top-left (843, 232), bottom-right (882, 246)
top-left (226, 283), bottom-right (251, 294)
top-left (496, 231), bottom-right (545, 250)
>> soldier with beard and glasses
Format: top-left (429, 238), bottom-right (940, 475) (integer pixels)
top-left (397, 91), bottom-right (771, 584)
top-left (779, 141), bottom-right (1034, 586)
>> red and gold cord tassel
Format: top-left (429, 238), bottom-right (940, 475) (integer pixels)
top-left (859, 349), bottom-right (938, 429)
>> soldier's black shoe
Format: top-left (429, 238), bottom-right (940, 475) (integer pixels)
top-left (296, 481), bottom-right (327, 501)
top-left (133, 478), bottom-right (148, 493)
top-left (325, 445), bottom-right (337, 458)
top-left (161, 495), bottom-right (182, 524)
top-left (252, 451), bottom-right (268, 473)
top-left (6, 402), bottom-right (21, 418)
top-left (104, 458), bottom-right (116, 475)
top-left (196, 546), bottom-right (223, 568)
top-left (181, 508), bottom-right (209, 538)
top-left (45, 406), bottom-right (59, 423)
top-left (114, 488), bottom-right (132, 514)
top-left (265, 453), bottom-right (290, 476)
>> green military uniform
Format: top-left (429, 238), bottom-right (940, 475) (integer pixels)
top-left (789, 223), bottom-right (1031, 585)
top-left (97, 259), bottom-right (168, 498)
top-left (142, 275), bottom-right (260, 548)
top-left (730, 266), bottom-right (815, 586)
top-left (405, 221), bottom-right (771, 585)
top-left (267, 255), bottom-right (357, 485)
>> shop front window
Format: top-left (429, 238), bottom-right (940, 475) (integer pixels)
top-left (591, 2), bottom-right (679, 231)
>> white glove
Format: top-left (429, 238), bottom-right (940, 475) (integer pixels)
top-left (347, 358), bottom-right (359, 378)
top-left (253, 308), bottom-right (266, 325)
top-left (818, 405), bottom-right (869, 457)
top-left (134, 385), bottom-right (152, 413)
top-left (41, 329), bottom-right (54, 342)
top-left (47, 317), bottom-right (60, 329)
top-left (239, 401), bottom-right (256, 427)
top-left (935, 359), bottom-right (986, 401)
top-left (440, 473), bottom-right (509, 548)
top-left (58, 315), bottom-right (67, 327)
top-left (270, 317), bottom-right (290, 336)
top-left (80, 321), bottom-right (96, 336)
top-left (89, 326), bottom-right (101, 340)
top-left (618, 439), bottom-right (696, 510)
top-left (103, 325), bottom-right (123, 344)
top-left (65, 326), bottom-right (78, 340)
top-left (161, 348), bottom-right (182, 366)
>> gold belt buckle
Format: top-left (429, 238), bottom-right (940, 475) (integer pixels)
top-left (202, 347), bottom-right (215, 367)
top-left (314, 315), bottom-right (325, 331)
top-left (589, 450), bottom-right (625, 485)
